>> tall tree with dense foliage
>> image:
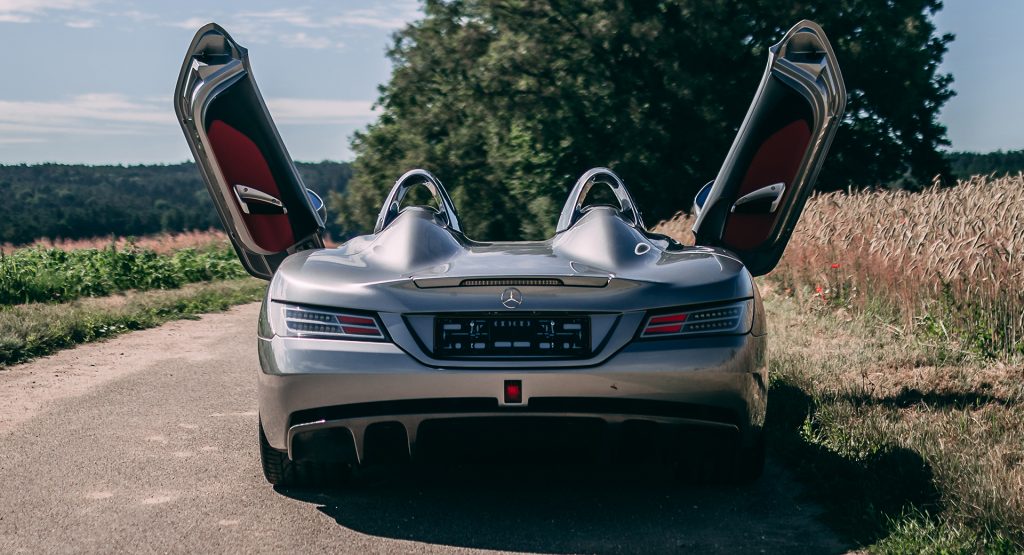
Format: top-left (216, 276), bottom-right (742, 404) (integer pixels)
top-left (334, 0), bottom-right (954, 240)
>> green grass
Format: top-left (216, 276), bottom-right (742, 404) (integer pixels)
top-left (872, 510), bottom-right (1019, 554)
top-left (761, 282), bottom-right (1024, 552)
top-left (0, 242), bottom-right (249, 305)
top-left (0, 278), bottom-right (266, 366)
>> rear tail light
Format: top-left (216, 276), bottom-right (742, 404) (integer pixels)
top-left (640, 300), bottom-right (752, 338)
top-left (273, 303), bottom-right (386, 340)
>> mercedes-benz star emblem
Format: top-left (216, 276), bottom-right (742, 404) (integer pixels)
top-left (500, 287), bottom-right (523, 309)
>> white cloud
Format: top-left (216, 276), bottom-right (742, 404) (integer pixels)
top-left (0, 0), bottom-right (93, 10)
top-left (168, 16), bottom-right (210, 30)
top-left (237, 8), bottom-right (322, 29)
top-left (233, 5), bottom-right (420, 31)
top-left (0, 93), bottom-right (173, 137)
top-left (265, 98), bottom-right (376, 124)
top-left (0, 94), bottom-right (376, 145)
top-left (65, 18), bottom-right (96, 28)
top-left (0, 0), bottom-right (95, 23)
top-left (279, 32), bottom-right (338, 50)
top-left (0, 137), bottom-right (44, 144)
top-left (167, 3), bottom-right (421, 50)
top-left (116, 9), bottom-right (156, 22)
top-left (324, 5), bottom-right (421, 30)
top-left (0, 2), bottom-right (421, 37)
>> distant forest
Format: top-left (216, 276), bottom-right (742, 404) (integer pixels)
top-left (946, 150), bottom-right (1024, 181)
top-left (0, 162), bottom-right (351, 245)
top-left (0, 151), bottom-right (1020, 246)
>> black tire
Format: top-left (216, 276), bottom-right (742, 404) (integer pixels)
top-left (259, 421), bottom-right (300, 486)
top-left (259, 421), bottom-right (349, 487)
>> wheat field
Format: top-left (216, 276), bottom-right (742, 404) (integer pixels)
top-left (655, 177), bottom-right (1024, 546)
top-left (655, 174), bottom-right (1024, 357)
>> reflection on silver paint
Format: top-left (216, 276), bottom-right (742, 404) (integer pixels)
top-left (267, 205), bottom-right (753, 314)
top-left (174, 20), bottom-right (845, 478)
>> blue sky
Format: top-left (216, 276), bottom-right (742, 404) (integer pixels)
top-left (0, 0), bottom-right (1018, 164)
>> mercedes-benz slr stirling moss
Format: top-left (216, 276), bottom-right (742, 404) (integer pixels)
top-left (175, 20), bottom-right (845, 486)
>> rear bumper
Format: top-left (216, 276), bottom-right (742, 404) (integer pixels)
top-left (257, 333), bottom-right (767, 459)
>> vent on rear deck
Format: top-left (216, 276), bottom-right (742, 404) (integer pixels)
top-left (459, 278), bottom-right (563, 287)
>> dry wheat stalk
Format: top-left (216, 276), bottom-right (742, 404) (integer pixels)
top-left (652, 174), bottom-right (1024, 355)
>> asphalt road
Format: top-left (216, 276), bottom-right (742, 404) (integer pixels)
top-left (0, 303), bottom-right (846, 554)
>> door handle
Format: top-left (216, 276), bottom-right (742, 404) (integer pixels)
top-left (233, 184), bottom-right (287, 215)
top-left (731, 182), bottom-right (786, 214)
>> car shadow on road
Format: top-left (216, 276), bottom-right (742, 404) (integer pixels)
top-left (277, 459), bottom-right (848, 554)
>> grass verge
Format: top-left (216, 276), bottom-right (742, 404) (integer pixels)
top-left (761, 282), bottom-right (1023, 552)
top-left (0, 242), bottom-right (249, 305)
top-left (0, 278), bottom-right (266, 366)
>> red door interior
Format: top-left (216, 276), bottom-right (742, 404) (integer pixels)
top-left (206, 119), bottom-right (296, 253)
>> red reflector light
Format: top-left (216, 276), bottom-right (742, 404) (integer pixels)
top-left (644, 324), bottom-right (684, 335)
top-left (642, 312), bottom-right (688, 336)
top-left (649, 314), bottom-right (687, 325)
top-left (338, 315), bottom-right (377, 326)
top-left (341, 326), bottom-right (382, 336)
top-left (504, 380), bottom-right (522, 404)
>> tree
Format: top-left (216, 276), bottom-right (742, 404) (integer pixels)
top-left (334, 0), bottom-right (954, 240)
top-left (0, 162), bottom-right (352, 245)
top-left (946, 149), bottom-right (1024, 180)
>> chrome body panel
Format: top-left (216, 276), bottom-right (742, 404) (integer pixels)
top-left (257, 328), bottom-right (768, 454)
top-left (169, 20), bottom-right (850, 473)
top-left (267, 209), bottom-right (755, 315)
top-left (256, 204), bottom-right (769, 460)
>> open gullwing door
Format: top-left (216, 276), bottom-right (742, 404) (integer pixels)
top-left (175, 24), bottom-right (325, 280)
top-left (691, 20), bottom-right (846, 276)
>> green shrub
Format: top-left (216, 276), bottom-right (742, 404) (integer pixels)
top-left (0, 242), bottom-right (248, 305)
top-left (0, 279), bottom-right (265, 365)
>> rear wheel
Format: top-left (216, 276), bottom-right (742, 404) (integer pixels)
top-left (259, 421), bottom-right (349, 487)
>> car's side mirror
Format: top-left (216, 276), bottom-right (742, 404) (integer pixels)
top-left (693, 180), bottom-right (713, 217)
top-left (306, 189), bottom-right (327, 224)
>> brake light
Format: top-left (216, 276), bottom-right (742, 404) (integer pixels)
top-left (640, 301), bottom-right (751, 338)
top-left (644, 313), bottom-right (688, 334)
top-left (277, 304), bottom-right (385, 340)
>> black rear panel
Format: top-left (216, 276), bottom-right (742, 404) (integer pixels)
top-left (434, 315), bottom-right (590, 358)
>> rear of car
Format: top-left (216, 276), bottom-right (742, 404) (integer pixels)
top-left (174, 21), bottom-right (844, 487)
top-left (255, 272), bottom-right (768, 486)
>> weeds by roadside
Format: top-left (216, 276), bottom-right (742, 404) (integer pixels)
top-left (0, 241), bottom-right (248, 305)
top-left (0, 278), bottom-right (265, 366)
top-left (763, 286), bottom-right (1023, 552)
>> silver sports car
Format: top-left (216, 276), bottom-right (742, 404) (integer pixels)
top-left (175, 20), bottom-right (845, 486)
